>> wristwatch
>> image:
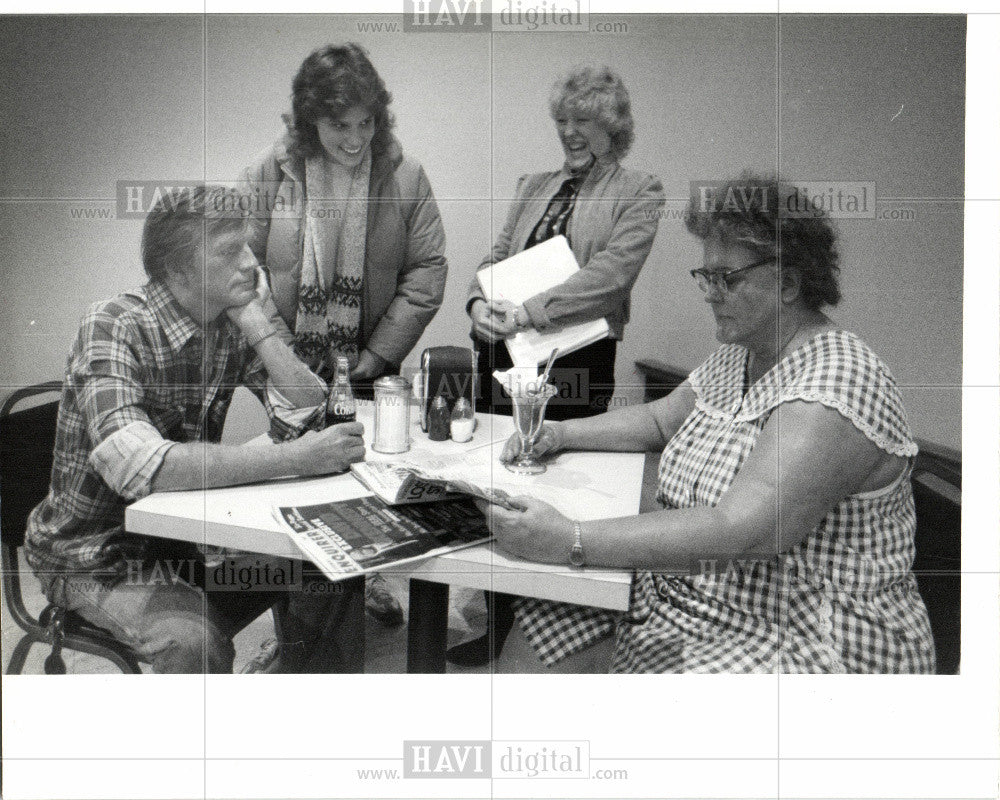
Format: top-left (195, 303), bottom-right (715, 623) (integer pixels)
top-left (569, 520), bottom-right (585, 568)
top-left (245, 325), bottom-right (277, 348)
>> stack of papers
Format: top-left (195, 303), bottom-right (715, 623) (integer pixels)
top-left (476, 235), bottom-right (610, 366)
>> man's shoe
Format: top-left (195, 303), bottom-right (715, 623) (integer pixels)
top-left (446, 590), bottom-right (517, 667)
top-left (364, 572), bottom-right (404, 627)
top-left (240, 638), bottom-right (280, 674)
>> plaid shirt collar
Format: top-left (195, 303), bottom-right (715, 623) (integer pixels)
top-left (144, 280), bottom-right (241, 353)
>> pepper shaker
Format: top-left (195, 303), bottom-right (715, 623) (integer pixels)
top-left (428, 395), bottom-right (450, 441)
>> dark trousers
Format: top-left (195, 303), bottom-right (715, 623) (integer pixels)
top-left (47, 538), bottom-right (364, 673)
top-left (474, 337), bottom-right (617, 422)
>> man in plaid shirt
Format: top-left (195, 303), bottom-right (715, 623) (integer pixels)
top-left (24, 185), bottom-right (367, 673)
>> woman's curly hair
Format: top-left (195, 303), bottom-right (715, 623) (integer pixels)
top-left (285, 43), bottom-right (394, 161)
top-left (549, 65), bottom-right (635, 160)
top-left (685, 172), bottom-right (842, 310)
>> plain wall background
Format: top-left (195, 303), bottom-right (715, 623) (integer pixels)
top-left (0, 14), bottom-right (964, 448)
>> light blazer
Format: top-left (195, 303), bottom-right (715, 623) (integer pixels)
top-left (468, 154), bottom-right (665, 340)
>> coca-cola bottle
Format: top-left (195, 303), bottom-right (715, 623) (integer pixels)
top-left (326, 356), bottom-right (357, 426)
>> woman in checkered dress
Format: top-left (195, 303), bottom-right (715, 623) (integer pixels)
top-left (484, 175), bottom-right (936, 674)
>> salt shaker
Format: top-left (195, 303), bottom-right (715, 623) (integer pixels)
top-left (428, 395), bottom-right (450, 441)
top-left (449, 397), bottom-right (475, 443)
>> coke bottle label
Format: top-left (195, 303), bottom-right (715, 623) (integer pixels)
top-left (327, 402), bottom-right (356, 425)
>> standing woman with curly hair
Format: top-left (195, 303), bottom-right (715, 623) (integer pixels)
top-left (241, 43), bottom-right (448, 632)
top-left (243, 42), bottom-right (447, 385)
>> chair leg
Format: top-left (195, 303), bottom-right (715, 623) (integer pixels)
top-left (7, 608), bottom-right (143, 674)
top-left (6, 634), bottom-right (41, 674)
top-left (43, 648), bottom-right (67, 674)
top-left (43, 607), bottom-right (67, 674)
top-left (105, 649), bottom-right (143, 674)
top-left (94, 642), bottom-right (142, 674)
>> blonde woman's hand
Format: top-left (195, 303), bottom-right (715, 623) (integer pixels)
top-left (470, 298), bottom-right (519, 343)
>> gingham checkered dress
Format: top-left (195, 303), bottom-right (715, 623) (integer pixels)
top-left (514, 330), bottom-right (936, 673)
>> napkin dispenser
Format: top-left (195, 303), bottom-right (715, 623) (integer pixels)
top-left (415, 346), bottom-right (477, 432)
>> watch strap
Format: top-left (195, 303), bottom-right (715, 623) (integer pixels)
top-left (245, 326), bottom-right (277, 349)
top-left (569, 520), bottom-right (585, 567)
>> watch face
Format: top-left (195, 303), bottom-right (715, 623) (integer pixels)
top-left (570, 544), bottom-right (585, 567)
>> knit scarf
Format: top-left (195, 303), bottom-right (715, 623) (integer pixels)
top-left (294, 151), bottom-right (370, 379)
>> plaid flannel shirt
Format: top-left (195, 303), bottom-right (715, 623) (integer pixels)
top-left (24, 281), bottom-right (324, 588)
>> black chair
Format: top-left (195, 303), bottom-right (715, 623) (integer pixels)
top-left (910, 440), bottom-right (962, 675)
top-left (1, 382), bottom-right (143, 674)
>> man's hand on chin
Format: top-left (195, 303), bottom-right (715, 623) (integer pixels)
top-left (226, 266), bottom-right (271, 333)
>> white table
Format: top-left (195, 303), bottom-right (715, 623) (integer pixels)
top-left (126, 403), bottom-right (646, 671)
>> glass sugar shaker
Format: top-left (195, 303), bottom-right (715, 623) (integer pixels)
top-left (372, 375), bottom-right (411, 454)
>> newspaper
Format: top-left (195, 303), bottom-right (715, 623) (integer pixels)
top-left (350, 458), bottom-right (521, 510)
top-left (274, 495), bottom-right (491, 582)
top-left (475, 235), bottom-right (610, 366)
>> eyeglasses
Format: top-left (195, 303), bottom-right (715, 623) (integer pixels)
top-left (690, 256), bottom-right (777, 295)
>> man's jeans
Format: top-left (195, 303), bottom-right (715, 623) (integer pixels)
top-left (43, 539), bottom-right (364, 673)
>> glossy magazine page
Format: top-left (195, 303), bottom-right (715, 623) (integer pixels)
top-left (274, 495), bottom-right (491, 581)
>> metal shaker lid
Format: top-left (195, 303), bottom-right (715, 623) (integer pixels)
top-left (373, 375), bottom-right (411, 392)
